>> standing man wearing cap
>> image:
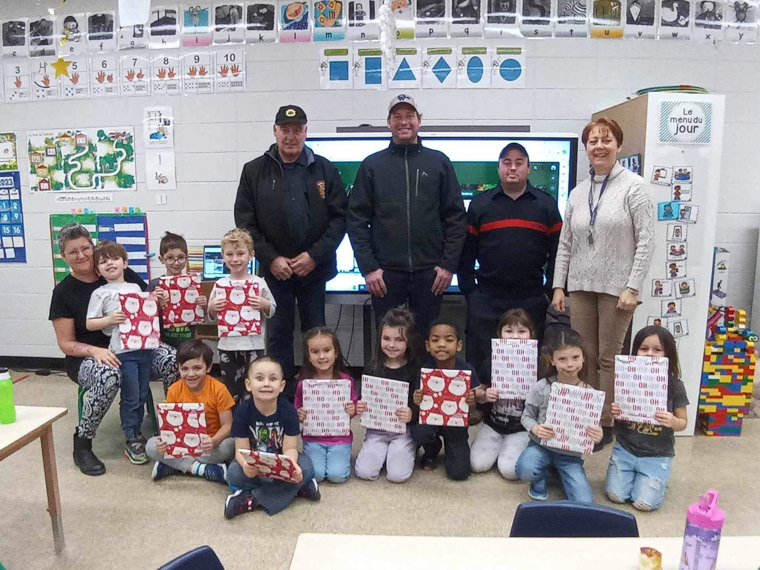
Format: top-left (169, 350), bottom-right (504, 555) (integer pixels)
top-left (348, 95), bottom-right (466, 333)
top-left (234, 105), bottom-right (347, 399)
top-left (458, 143), bottom-right (562, 375)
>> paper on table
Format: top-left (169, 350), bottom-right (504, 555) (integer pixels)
top-left (542, 382), bottom-right (605, 455)
top-left (419, 368), bottom-right (471, 427)
top-left (491, 338), bottom-right (538, 399)
top-left (240, 449), bottom-right (299, 482)
top-left (302, 379), bottom-right (352, 437)
top-left (614, 355), bottom-right (669, 425)
top-left (360, 375), bottom-right (409, 434)
top-left (118, 0), bottom-right (152, 26)
top-left (157, 403), bottom-right (207, 458)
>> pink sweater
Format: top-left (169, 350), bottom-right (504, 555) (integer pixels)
top-left (294, 372), bottom-right (358, 445)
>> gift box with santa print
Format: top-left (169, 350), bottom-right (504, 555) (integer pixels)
top-left (160, 273), bottom-right (205, 328)
top-left (119, 292), bottom-right (161, 350)
top-left (240, 449), bottom-right (299, 482)
top-left (541, 382), bottom-right (605, 455)
top-left (215, 279), bottom-right (262, 337)
top-left (302, 379), bottom-right (352, 437)
top-left (157, 403), bottom-right (208, 458)
top-left (491, 338), bottom-right (538, 399)
top-left (360, 375), bottom-right (410, 434)
top-left (419, 368), bottom-right (472, 427)
top-left (614, 355), bottom-right (669, 425)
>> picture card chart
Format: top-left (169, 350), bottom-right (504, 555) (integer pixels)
top-left (419, 368), bottom-right (472, 427)
top-left (614, 355), bottom-right (669, 425)
top-left (215, 48), bottom-right (246, 92)
top-left (98, 214), bottom-right (150, 277)
top-left (216, 280), bottom-right (262, 337)
top-left (240, 450), bottom-right (299, 482)
top-left (119, 292), bottom-right (161, 350)
top-left (0, 172), bottom-right (26, 263)
top-left (360, 375), bottom-right (409, 434)
top-left (160, 273), bottom-right (205, 327)
top-left (542, 382), bottom-right (605, 455)
top-left (157, 403), bottom-right (208, 458)
top-left (491, 338), bottom-right (538, 399)
top-left (302, 379), bottom-right (352, 436)
top-left (91, 55), bottom-right (120, 97)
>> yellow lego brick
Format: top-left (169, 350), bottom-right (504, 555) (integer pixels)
top-left (699, 405), bottom-right (717, 413)
top-left (723, 396), bottom-right (749, 406)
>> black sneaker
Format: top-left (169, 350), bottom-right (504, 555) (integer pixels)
top-left (297, 478), bottom-right (321, 501)
top-left (73, 432), bottom-right (106, 476)
top-left (199, 463), bottom-right (228, 484)
top-left (421, 455), bottom-right (438, 471)
top-left (124, 437), bottom-right (149, 465)
top-left (593, 426), bottom-right (614, 452)
top-left (224, 489), bottom-right (259, 519)
top-left (151, 461), bottom-right (180, 481)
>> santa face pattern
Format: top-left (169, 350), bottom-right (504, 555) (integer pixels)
top-left (302, 379), bottom-right (352, 437)
top-left (419, 368), bottom-right (472, 427)
top-left (157, 403), bottom-right (208, 458)
top-left (240, 449), bottom-right (299, 482)
top-left (119, 292), bottom-right (161, 350)
top-left (360, 375), bottom-right (409, 434)
top-left (614, 355), bottom-right (669, 425)
top-left (491, 338), bottom-right (538, 399)
top-left (161, 274), bottom-right (205, 328)
top-left (216, 280), bottom-right (262, 337)
top-left (541, 382), bottom-right (605, 455)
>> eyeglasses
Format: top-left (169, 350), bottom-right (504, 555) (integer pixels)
top-left (65, 245), bottom-right (93, 258)
top-left (164, 255), bottom-right (187, 264)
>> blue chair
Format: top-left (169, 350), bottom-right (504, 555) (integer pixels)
top-left (509, 501), bottom-right (639, 538)
top-left (158, 546), bottom-right (225, 570)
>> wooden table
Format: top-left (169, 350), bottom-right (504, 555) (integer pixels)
top-left (290, 533), bottom-right (760, 569)
top-left (0, 406), bottom-right (68, 553)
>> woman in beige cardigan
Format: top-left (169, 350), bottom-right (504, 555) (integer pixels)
top-left (552, 117), bottom-right (654, 448)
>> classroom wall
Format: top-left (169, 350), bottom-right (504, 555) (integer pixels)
top-left (1, 0), bottom-right (759, 365)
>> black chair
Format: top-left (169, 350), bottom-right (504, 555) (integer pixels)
top-left (509, 501), bottom-right (639, 538)
top-left (158, 546), bottom-right (225, 570)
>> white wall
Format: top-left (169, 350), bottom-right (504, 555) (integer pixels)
top-left (1, 0), bottom-right (759, 364)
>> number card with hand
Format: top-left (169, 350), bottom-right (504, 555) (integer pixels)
top-left (419, 368), bottom-right (472, 427)
top-left (491, 338), bottom-right (538, 399)
top-left (541, 382), bottom-right (605, 455)
top-left (240, 449), bottom-right (299, 482)
top-left (216, 280), bottom-right (262, 337)
top-left (215, 48), bottom-right (245, 92)
top-left (119, 292), bottom-right (161, 350)
top-left (120, 54), bottom-right (151, 96)
top-left (360, 375), bottom-right (409, 434)
top-left (614, 355), bottom-right (669, 425)
top-left (60, 55), bottom-right (91, 100)
top-left (182, 52), bottom-right (214, 94)
top-left (302, 379), bottom-right (352, 436)
top-left (161, 273), bottom-right (205, 328)
top-left (91, 55), bottom-right (119, 97)
top-left (151, 53), bottom-right (182, 95)
top-left (157, 403), bottom-right (208, 458)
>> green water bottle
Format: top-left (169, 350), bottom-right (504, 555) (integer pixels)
top-left (0, 368), bottom-right (16, 424)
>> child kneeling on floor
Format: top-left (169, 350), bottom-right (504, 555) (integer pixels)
top-left (147, 340), bottom-right (235, 483)
top-left (225, 357), bottom-right (320, 518)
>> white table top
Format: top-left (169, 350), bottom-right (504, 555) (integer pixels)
top-left (0, 406), bottom-right (68, 456)
top-left (290, 534), bottom-right (760, 570)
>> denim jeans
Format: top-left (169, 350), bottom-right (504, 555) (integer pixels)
top-left (371, 268), bottom-right (443, 336)
top-left (605, 443), bottom-right (673, 511)
top-left (515, 441), bottom-right (595, 504)
top-left (119, 349), bottom-right (153, 439)
top-left (303, 441), bottom-right (352, 483)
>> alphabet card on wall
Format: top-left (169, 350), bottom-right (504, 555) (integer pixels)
top-left (542, 382), bottom-right (605, 455)
top-left (29, 17), bottom-right (56, 57)
top-left (183, 52), bottom-right (215, 93)
top-left (215, 48), bottom-right (246, 91)
top-left (724, 0), bottom-right (758, 43)
top-left (246, 1), bottom-right (278, 42)
top-left (151, 53), bottom-right (182, 95)
top-left (694, 0), bottom-right (724, 41)
top-left (347, 0), bottom-right (379, 39)
top-left (302, 379), bottom-right (352, 436)
top-left (422, 47), bottom-right (456, 88)
top-left (320, 47), bottom-right (353, 89)
top-left (590, 0), bottom-right (624, 38)
top-left (213, 3), bottom-right (247, 44)
top-left (120, 54), bottom-right (151, 96)
top-left (118, 23), bottom-right (150, 50)
top-left (181, 5), bottom-right (214, 47)
top-left (149, 7), bottom-right (181, 49)
top-left (91, 55), bottom-right (120, 97)
top-left (520, 0), bottom-right (554, 37)
top-left (31, 58), bottom-right (61, 101)
top-left (59, 56), bottom-right (91, 100)
top-left (457, 46), bottom-right (490, 88)
top-left (360, 375), bottom-right (409, 434)
top-left (157, 403), bottom-right (208, 458)
top-left (419, 368), bottom-right (472, 427)
top-left (624, 0), bottom-right (657, 38)
top-left (658, 0), bottom-right (692, 39)
top-left (392, 0), bottom-right (416, 38)
top-left (119, 292), bottom-right (161, 350)
top-left (240, 450), bottom-right (299, 482)
top-left (556, 0), bottom-right (589, 37)
top-left (4, 60), bottom-right (32, 103)
top-left (614, 355), bottom-right (668, 425)
top-left (160, 274), bottom-right (205, 327)
top-left (216, 280), bottom-right (262, 337)
top-left (450, 0), bottom-right (484, 37)
top-left (87, 12), bottom-right (117, 52)
top-left (389, 47), bottom-right (422, 89)
top-left (484, 0), bottom-right (520, 37)
top-left (2, 19), bottom-right (29, 58)
top-left (146, 152), bottom-right (177, 189)
top-left (416, 0), bottom-right (449, 38)
top-left (490, 46), bottom-right (525, 88)
top-left (313, 0), bottom-right (347, 41)
top-left (353, 46), bottom-right (386, 89)
top-left (491, 338), bottom-right (538, 399)
top-left (279, 0), bottom-right (312, 41)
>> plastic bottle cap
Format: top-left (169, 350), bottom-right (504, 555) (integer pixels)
top-left (687, 490), bottom-right (725, 530)
top-left (0, 368), bottom-right (10, 380)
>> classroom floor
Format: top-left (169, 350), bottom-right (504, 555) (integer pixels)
top-left (2, 372), bottom-right (759, 570)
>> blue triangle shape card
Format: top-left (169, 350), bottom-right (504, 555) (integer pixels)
top-left (389, 48), bottom-right (421, 88)
top-left (422, 47), bottom-right (456, 88)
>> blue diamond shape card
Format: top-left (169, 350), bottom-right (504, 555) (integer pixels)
top-left (422, 47), bottom-right (456, 88)
top-left (314, 0), bottom-right (347, 40)
top-left (490, 46), bottom-right (525, 88)
top-left (450, 0), bottom-right (484, 37)
top-left (279, 0), bottom-right (312, 42)
top-left (353, 46), bottom-right (386, 89)
top-left (389, 47), bottom-right (422, 88)
top-left (320, 46), bottom-right (352, 88)
top-left (457, 46), bottom-right (491, 88)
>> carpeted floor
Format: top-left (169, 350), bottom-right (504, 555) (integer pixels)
top-left (1, 371), bottom-right (759, 570)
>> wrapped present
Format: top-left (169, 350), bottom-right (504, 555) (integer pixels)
top-left (419, 368), bottom-right (472, 427)
top-left (240, 449), bottom-right (299, 482)
top-left (542, 382), bottom-right (604, 455)
top-left (160, 273), bottom-right (205, 328)
top-left (302, 379), bottom-right (352, 437)
top-left (118, 292), bottom-right (160, 350)
top-left (216, 280), bottom-right (261, 337)
top-left (614, 355), bottom-right (669, 425)
top-left (360, 375), bottom-right (409, 434)
top-left (491, 338), bottom-right (538, 399)
top-left (157, 403), bottom-right (208, 458)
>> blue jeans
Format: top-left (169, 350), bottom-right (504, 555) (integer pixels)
top-left (303, 442), bottom-right (352, 483)
top-left (605, 443), bottom-right (673, 511)
top-left (515, 441), bottom-right (595, 504)
top-left (371, 268), bottom-right (444, 337)
top-left (119, 349), bottom-right (153, 439)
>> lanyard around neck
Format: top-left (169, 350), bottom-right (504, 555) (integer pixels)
top-left (588, 173), bottom-right (611, 228)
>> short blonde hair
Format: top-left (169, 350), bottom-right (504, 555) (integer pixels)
top-left (221, 228), bottom-right (254, 253)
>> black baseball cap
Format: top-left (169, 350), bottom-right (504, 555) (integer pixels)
top-left (499, 142), bottom-right (530, 162)
top-left (275, 105), bottom-right (307, 125)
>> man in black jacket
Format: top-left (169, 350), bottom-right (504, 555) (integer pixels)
top-left (347, 95), bottom-right (466, 334)
top-left (234, 105), bottom-right (347, 398)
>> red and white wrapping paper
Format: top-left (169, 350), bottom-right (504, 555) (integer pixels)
top-left (360, 375), bottom-right (409, 435)
top-left (157, 403), bottom-right (208, 458)
top-left (160, 273), bottom-right (205, 328)
top-left (542, 382), bottom-right (605, 455)
top-left (614, 355), bottom-right (669, 425)
top-left (118, 292), bottom-right (160, 350)
top-left (419, 368), bottom-right (472, 427)
top-left (302, 379), bottom-right (352, 437)
top-left (491, 338), bottom-right (538, 399)
top-left (240, 449), bottom-right (299, 482)
top-left (216, 280), bottom-right (261, 337)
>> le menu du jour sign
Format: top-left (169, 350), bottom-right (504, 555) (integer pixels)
top-left (659, 100), bottom-right (712, 145)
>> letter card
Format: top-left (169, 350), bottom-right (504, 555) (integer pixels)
top-left (541, 382), bottom-right (605, 455)
top-left (157, 403), bottom-right (208, 458)
top-left (302, 379), bottom-right (352, 436)
top-left (491, 338), bottom-right (538, 399)
top-left (360, 375), bottom-right (409, 434)
top-left (419, 368), bottom-right (472, 427)
top-left (614, 355), bottom-right (668, 425)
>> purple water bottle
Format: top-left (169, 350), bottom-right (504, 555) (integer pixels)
top-left (679, 490), bottom-right (724, 570)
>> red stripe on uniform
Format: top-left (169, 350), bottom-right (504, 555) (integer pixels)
top-left (468, 225), bottom-right (480, 236)
top-left (479, 219), bottom-right (550, 234)
top-left (548, 222), bottom-right (563, 234)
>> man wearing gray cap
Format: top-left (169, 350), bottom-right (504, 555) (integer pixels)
top-left (347, 95), bottom-right (466, 333)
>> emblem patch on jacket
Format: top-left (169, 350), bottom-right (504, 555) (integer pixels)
top-left (317, 180), bottom-right (326, 199)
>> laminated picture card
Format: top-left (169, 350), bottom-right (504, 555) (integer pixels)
top-left (240, 449), bottom-right (299, 482)
top-left (118, 292), bottom-right (160, 350)
top-left (160, 273), bottom-right (205, 328)
top-left (157, 403), bottom-right (207, 458)
top-left (542, 382), bottom-right (605, 455)
top-left (360, 375), bottom-right (409, 434)
top-left (491, 338), bottom-right (538, 399)
top-left (302, 379), bottom-right (352, 437)
top-left (614, 355), bottom-right (669, 425)
top-left (216, 280), bottom-right (261, 337)
top-left (419, 368), bottom-right (471, 427)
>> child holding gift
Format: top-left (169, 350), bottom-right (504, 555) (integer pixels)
top-left (147, 340), bottom-right (235, 483)
top-left (411, 318), bottom-right (479, 480)
top-left (470, 309), bottom-right (535, 480)
top-left (605, 325), bottom-right (688, 512)
top-left (85, 240), bottom-right (155, 465)
top-left (354, 306), bottom-right (420, 484)
top-left (208, 228), bottom-right (276, 404)
top-left (224, 357), bottom-right (320, 518)
top-left (294, 327), bottom-right (358, 483)
top-left (515, 329), bottom-right (604, 503)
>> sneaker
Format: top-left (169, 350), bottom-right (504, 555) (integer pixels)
top-left (224, 489), bottom-right (259, 519)
top-left (124, 437), bottom-right (149, 465)
top-left (593, 426), bottom-right (615, 452)
top-left (151, 461), bottom-right (180, 481)
top-left (421, 455), bottom-right (438, 471)
top-left (529, 479), bottom-right (549, 501)
top-left (297, 478), bottom-right (321, 501)
top-left (199, 463), bottom-right (228, 484)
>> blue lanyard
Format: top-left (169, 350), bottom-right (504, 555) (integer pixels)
top-left (588, 173), bottom-right (611, 228)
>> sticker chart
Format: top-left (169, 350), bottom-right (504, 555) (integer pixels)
top-left (302, 379), bottom-right (352, 437)
top-left (491, 338), bottom-right (538, 399)
top-left (157, 403), bottom-right (208, 458)
top-left (419, 368), bottom-right (472, 427)
top-left (614, 355), bottom-right (669, 425)
top-left (541, 382), bottom-right (605, 455)
top-left (360, 375), bottom-right (409, 434)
